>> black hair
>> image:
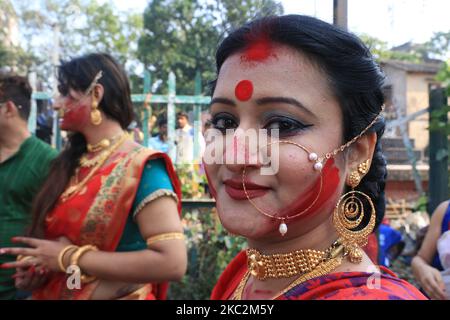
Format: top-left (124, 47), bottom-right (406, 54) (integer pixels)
top-left (176, 111), bottom-right (189, 119)
top-left (157, 113), bottom-right (167, 127)
top-left (30, 53), bottom-right (134, 237)
top-left (0, 75), bottom-right (32, 120)
top-left (210, 15), bottom-right (387, 230)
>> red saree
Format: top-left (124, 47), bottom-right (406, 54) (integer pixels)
top-left (33, 145), bottom-right (181, 300)
top-left (211, 251), bottom-right (427, 300)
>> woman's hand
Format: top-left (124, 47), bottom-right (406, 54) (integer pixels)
top-left (416, 262), bottom-right (447, 300)
top-left (13, 256), bottom-right (50, 292)
top-left (0, 236), bottom-right (73, 273)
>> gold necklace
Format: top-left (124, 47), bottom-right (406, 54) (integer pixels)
top-left (232, 242), bottom-right (345, 300)
top-left (80, 133), bottom-right (124, 167)
top-left (86, 132), bottom-right (123, 153)
top-left (60, 133), bottom-right (129, 202)
top-left (246, 248), bottom-right (329, 281)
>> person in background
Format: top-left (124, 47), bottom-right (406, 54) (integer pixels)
top-left (412, 200), bottom-right (450, 300)
top-left (0, 53), bottom-right (186, 300)
top-left (378, 219), bottom-right (404, 268)
top-left (0, 75), bottom-right (58, 300)
top-left (36, 101), bottom-right (54, 145)
top-left (175, 111), bottom-right (194, 164)
top-left (148, 114), bottom-right (169, 153)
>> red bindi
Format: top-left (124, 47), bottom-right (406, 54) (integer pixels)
top-left (235, 80), bottom-right (253, 102)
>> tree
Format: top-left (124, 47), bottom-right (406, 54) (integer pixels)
top-left (11, 0), bottom-right (143, 89)
top-left (423, 31), bottom-right (450, 60)
top-left (0, 43), bottom-right (12, 70)
top-left (358, 34), bottom-right (422, 63)
top-left (137, 0), bottom-right (283, 95)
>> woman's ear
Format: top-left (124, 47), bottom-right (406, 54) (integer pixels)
top-left (347, 132), bottom-right (377, 172)
top-left (93, 84), bottom-right (105, 103)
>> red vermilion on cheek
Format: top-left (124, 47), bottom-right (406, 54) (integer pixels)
top-left (277, 158), bottom-right (341, 220)
top-left (235, 80), bottom-right (253, 102)
top-left (62, 103), bottom-right (90, 128)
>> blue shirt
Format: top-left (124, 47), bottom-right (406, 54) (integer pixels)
top-left (148, 135), bottom-right (169, 153)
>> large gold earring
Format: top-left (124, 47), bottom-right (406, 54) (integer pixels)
top-left (333, 160), bottom-right (375, 264)
top-left (90, 95), bottom-right (102, 126)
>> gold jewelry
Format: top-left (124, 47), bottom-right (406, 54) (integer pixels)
top-left (334, 159), bottom-right (375, 263)
top-left (333, 162), bottom-right (376, 264)
top-left (242, 141), bottom-right (324, 236)
top-left (90, 96), bottom-right (102, 126)
top-left (347, 170), bottom-right (361, 188)
top-left (83, 71), bottom-right (103, 96)
top-left (232, 242), bottom-right (345, 300)
top-left (81, 133), bottom-right (125, 167)
top-left (17, 255), bottom-right (34, 262)
top-left (87, 71), bottom-right (104, 126)
top-left (70, 245), bottom-right (98, 284)
top-left (57, 245), bottom-right (79, 273)
top-left (358, 159), bottom-right (371, 175)
top-left (315, 105), bottom-right (385, 166)
top-left (61, 132), bottom-right (128, 202)
top-left (146, 232), bottom-right (185, 247)
top-left (246, 248), bottom-right (329, 281)
top-left (87, 139), bottom-right (111, 153)
top-left (240, 106), bottom-right (384, 237)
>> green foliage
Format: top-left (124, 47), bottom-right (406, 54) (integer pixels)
top-left (414, 194), bottom-right (428, 212)
top-left (175, 163), bottom-right (205, 199)
top-left (358, 34), bottom-right (422, 63)
top-left (423, 31), bottom-right (450, 60)
top-left (168, 208), bottom-right (246, 300)
top-left (430, 60), bottom-right (450, 135)
top-left (0, 43), bottom-right (13, 68)
top-left (137, 0), bottom-right (283, 95)
top-left (11, 0), bottom-right (143, 87)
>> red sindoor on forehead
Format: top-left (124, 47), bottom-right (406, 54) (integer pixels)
top-left (241, 37), bottom-right (273, 62)
top-left (235, 80), bottom-right (253, 102)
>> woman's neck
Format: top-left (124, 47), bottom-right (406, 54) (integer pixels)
top-left (247, 214), bottom-right (339, 254)
top-left (81, 119), bottom-right (124, 146)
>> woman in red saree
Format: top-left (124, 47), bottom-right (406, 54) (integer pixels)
top-left (0, 53), bottom-right (187, 300)
top-left (204, 15), bottom-right (426, 300)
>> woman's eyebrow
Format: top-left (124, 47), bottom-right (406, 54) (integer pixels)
top-left (210, 97), bottom-right (236, 107)
top-left (255, 96), bottom-right (317, 118)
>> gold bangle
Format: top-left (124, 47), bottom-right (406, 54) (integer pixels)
top-left (70, 245), bottom-right (98, 284)
top-left (146, 232), bottom-right (185, 248)
top-left (57, 245), bottom-right (79, 273)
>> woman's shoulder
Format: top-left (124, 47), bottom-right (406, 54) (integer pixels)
top-left (430, 201), bottom-right (450, 227)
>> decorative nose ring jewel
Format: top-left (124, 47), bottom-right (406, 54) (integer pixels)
top-left (242, 140), bottom-right (324, 236)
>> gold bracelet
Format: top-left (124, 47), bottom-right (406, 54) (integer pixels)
top-left (70, 245), bottom-right (99, 284)
top-left (57, 245), bottom-right (79, 273)
top-left (146, 232), bottom-right (185, 248)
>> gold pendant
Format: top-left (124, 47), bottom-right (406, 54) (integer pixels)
top-left (91, 109), bottom-right (102, 126)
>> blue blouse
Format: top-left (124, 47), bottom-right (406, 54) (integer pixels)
top-left (116, 158), bottom-right (177, 252)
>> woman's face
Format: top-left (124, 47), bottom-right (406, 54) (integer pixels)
top-left (204, 45), bottom-right (350, 240)
top-left (53, 88), bottom-right (91, 132)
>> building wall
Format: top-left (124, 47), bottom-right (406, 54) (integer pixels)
top-left (406, 73), bottom-right (432, 152)
top-left (382, 65), bottom-right (407, 138)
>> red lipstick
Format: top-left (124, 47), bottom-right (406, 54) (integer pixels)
top-left (223, 179), bottom-right (270, 200)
